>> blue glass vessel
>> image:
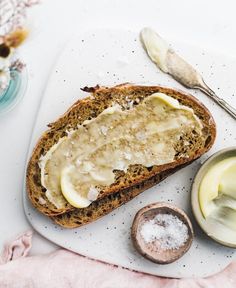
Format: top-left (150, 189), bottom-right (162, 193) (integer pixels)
top-left (0, 68), bottom-right (27, 116)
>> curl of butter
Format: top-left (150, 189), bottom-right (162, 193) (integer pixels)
top-left (140, 27), bottom-right (169, 73)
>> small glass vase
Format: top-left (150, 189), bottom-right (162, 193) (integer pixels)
top-left (0, 68), bottom-right (27, 116)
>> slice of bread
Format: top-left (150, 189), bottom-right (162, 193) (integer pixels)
top-left (26, 84), bottom-right (216, 224)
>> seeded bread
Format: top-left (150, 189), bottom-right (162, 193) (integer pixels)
top-left (26, 84), bottom-right (216, 223)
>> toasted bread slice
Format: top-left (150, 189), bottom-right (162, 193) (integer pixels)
top-left (26, 84), bottom-right (216, 220)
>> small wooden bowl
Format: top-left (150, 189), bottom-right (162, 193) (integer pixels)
top-left (131, 202), bottom-right (194, 264)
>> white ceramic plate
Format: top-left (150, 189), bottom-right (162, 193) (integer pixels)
top-left (23, 29), bottom-right (236, 278)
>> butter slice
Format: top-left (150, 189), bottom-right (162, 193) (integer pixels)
top-left (199, 157), bottom-right (236, 218)
top-left (61, 165), bottom-right (91, 208)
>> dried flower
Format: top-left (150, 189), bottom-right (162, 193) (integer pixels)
top-left (0, 0), bottom-right (39, 37)
top-left (0, 0), bottom-right (38, 92)
top-left (10, 59), bottom-right (25, 72)
top-left (0, 43), bottom-right (11, 58)
top-left (4, 28), bottom-right (29, 48)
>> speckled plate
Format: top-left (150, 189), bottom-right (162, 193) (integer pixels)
top-left (23, 29), bottom-right (236, 278)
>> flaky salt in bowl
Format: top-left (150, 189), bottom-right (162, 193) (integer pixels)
top-left (131, 203), bottom-right (194, 264)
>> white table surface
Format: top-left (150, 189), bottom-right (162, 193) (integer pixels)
top-left (1, 0), bottom-right (236, 257)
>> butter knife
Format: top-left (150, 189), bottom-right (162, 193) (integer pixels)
top-left (140, 28), bottom-right (236, 120)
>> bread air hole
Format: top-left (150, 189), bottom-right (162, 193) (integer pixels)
top-left (86, 211), bottom-right (92, 217)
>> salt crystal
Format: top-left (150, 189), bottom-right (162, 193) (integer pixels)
top-left (87, 186), bottom-right (99, 201)
top-left (75, 158), bottom-right (82, 167)
top-left (82, 161), bottom-right (94, 172)
top-left (66, 129), bottom-right (74, 137)
top-left (140, 213), bottom-right (189, 250)
top-left (39, 197), bottom-right (46, 205)
top-left (63, 151), bottom-right (70, 158)
top-left (100, 126), bottom-right (108, 136)
top-left (123, 96), bottom-right (134, 109)
top-left (136, 131), bottom-right (147, 141)
top-left (123, 152), bottom-right (132, 160)
top-left (126, 100), bottom-right (134, 109)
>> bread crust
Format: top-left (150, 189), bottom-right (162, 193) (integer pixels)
top-left (26, 84), bottom-right (216, 222)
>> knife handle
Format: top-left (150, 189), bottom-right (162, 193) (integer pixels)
top-left (197, 82), bottom-right (236, 120)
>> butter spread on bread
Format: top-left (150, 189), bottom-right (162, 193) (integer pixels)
top-left (39, 93), bottom-right (203, 209)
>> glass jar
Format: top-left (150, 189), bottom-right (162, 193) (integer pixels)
top-left (0, 67), bottom-right (27, 116)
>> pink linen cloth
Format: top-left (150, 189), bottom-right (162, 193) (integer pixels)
top-left (0, 231), bottom-right (236, 288)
